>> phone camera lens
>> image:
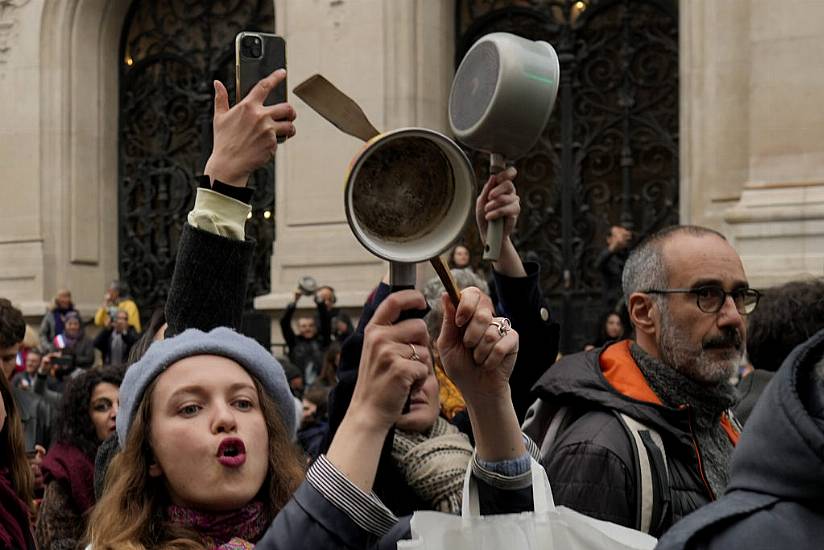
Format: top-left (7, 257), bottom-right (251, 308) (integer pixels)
top-left (241, 35), bottom-right (263, 58)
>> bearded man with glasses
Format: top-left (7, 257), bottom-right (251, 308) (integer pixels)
top-left (524, 225), bottom-right (755, 537)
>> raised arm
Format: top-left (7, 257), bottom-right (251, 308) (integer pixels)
top-left (279, 296), bottom-right (299, 352)
top-left (164, 69), bottom-right (296, 338)
top-left (326, 290), bottom-right (430, 491)
top-left (475, 168), bottom-right (560, 421)
top-left (437, 287), bottom-right (525, 461)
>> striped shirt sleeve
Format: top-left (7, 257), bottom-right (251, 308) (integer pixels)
top-left (305, 454), bottom-right (399, 537)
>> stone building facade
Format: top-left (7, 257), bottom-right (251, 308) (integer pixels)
top-left (0, 0), bottom-right (822, 348)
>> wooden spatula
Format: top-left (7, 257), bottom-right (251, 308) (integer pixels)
top-left (293, 74), bottom-right (381, 142)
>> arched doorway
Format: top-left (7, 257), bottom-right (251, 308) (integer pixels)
top-left (456, 0), bottom-right (679, 353)
top-left (118, 0), bottom-right (276, 320)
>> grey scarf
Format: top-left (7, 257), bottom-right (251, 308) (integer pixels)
top-left (630, 343), bottom-right (738, 497)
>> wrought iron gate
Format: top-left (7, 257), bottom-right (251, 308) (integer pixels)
top-left (118, 0), bottom-right (276, 320)
top-left (456, 0), bottom-right (679, 353)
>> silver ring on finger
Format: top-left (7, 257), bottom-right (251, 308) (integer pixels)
top-left (489, 317), bottom-right (511, 338)
top-left (406, 343), bottom-right (421, 362)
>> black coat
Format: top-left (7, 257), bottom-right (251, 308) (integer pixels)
top-left (530, 342), bottom-right (736, 536)
top-left (280, 300), bottom-right (331, 381)
top-left (92, 326), bottom-right (139, 366)
top-left (656, 328), bottom-right (824, 550)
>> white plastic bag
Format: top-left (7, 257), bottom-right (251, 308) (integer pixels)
top-left (397, 458), bottom-right (657, 550)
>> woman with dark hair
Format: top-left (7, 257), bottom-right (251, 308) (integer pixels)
top-left (448, 244), bottom-right (471, 270)
top-left (584, 311), bottom-right (626, 351)
top-left (35, 367), bottom-right (122, 550)
top-left (298, 385), bottom-right (330, 461)
top-left (0, 371), bottom-right (35, 550)
top-left (316, 341), bottom-right (341, 387)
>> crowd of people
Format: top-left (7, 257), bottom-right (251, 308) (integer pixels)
top-left (1, 68), bottom-right (823, 550)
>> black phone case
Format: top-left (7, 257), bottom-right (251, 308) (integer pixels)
top-left (235, 32), bottom-right (286, 107)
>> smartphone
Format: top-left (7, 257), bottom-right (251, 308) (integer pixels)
top-left (52, 356), bottom-right (72, 367)
top-left (235, 32), bottom-right (287, 108)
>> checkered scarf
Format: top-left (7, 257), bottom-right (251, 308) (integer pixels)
top-left (391, 416), bottom-right (474, 514)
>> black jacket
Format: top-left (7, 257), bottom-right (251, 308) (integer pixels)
top-left (92, 326), bottom-right (139, 366)
top-left (656, 329), bottom-right (824, 550)
top-left (530, 341), bottom-right (738, 536)
top-left (280, 300), bottom-right (331, 382)
top-left (595, 247), bottom-right (628, 308)
top-left (12, 385), bottom-right (53, 452)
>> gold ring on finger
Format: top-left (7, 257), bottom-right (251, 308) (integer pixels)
top-left (406, 343), bottom-right (421, 362)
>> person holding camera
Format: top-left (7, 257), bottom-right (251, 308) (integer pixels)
top-left (93, 281), bottom-right (141, 333)
top-left (92, 309), bottom-right (139, 368)
top-left (280, 287), bottom-right (332, 386)
top-left (596, 224), bottom-right (633, 311)
top-left (46, 313), bottom-right (94, 393)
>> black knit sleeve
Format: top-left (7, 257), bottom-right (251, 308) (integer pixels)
top-left (164, 224), bottom-right (255, 337)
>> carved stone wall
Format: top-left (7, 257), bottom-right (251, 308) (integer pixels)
top-left (1, 0), bottom-right (823, 331)
top-left (0, 0), bottom-right (32, 64)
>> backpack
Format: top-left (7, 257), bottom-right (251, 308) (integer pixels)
top-left (522, 399), bottom-right (671, 535)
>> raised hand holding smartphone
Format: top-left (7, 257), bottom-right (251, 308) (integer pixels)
top-left (204, 68), bottom-right (296, 188)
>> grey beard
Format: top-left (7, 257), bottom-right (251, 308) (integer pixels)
top-left (657, 304), bottom-right (742, 386)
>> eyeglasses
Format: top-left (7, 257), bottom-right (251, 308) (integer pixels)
top-left (643, 286), bottom-right (761, 315)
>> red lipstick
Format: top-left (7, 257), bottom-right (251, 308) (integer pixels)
top-left (216, 437), bottom-right (246, 468)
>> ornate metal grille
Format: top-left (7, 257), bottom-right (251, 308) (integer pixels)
top-left (456, 0), bottom-right (679, 352)
top-left (118, 0), bottom-right (276, 320)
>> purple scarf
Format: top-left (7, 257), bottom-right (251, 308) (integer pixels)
top-left (40, 441), bottom-right (96, 513)
top-left (0, 468), bottom-right (32, 550)
top-left (166, 500), bottom-right (267, 549)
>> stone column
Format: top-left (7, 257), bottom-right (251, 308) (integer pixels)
top-left (254, 0), bottom-right (454, 349)
top-left (679, 0), bottom-right (751, 230)
top-left (0, 0), bottom-right (46, 316)
top-left (0, 0), bottom-right (127, 319)
top-left (722, 0), bottom-right (824, 287)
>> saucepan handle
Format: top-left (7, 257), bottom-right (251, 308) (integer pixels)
top-left (483, 153), bottom-right (506, 261)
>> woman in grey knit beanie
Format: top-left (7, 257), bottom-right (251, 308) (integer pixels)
top-left (86, 326), bottom-right (306, 548)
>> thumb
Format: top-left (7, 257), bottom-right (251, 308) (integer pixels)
top-left (213, 80), bottom-right (230, 115)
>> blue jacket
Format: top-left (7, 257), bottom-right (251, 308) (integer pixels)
top-left (656, 328), bottom-right (824, 549)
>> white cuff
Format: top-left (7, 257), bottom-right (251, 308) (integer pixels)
top-left (187, 188), bottom-right (251, 240)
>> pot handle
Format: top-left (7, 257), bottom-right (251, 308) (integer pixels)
top-left (483, 153), bottom-right (506, 261)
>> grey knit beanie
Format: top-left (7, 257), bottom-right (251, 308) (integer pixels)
top-left (116, 327), bottom-right (295, 447)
